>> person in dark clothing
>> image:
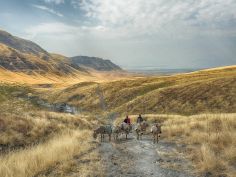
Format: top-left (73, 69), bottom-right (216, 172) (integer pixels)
top-left (136, 114), bottom-right (144, 124)
top-left (124, 115), bottom-right (131, 125)
top-left (123, 115), bottom-right (132, 132)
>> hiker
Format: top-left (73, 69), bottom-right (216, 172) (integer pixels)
top-left (136, 114), bottom-right (144, 124)
top-left (123, 115), bottom-right (131, 125)
top-left (121, 115), bottom-right (132, 133)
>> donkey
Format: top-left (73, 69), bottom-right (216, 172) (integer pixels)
top-left (112, 126), bottom-right (122, 140)
top-left (120, 122), bottom-right (132, 139)
top-left (151, 123), bottom-right (162, 143)
top-left (135, 121), bottom-right (149, 140)
top-left (93, 125), bottom-right (112, 142)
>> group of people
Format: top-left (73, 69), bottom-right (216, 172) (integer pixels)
top-left (122, 114), bottom-right (162, 143)
top-left (123, 114), bottom-right (144, 125)
top-left (93, 114), bottom-right (161, 142)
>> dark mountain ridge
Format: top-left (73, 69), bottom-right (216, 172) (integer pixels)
top-left (0, 30), bottom-right (49, 58)
top-left (70, 56), bottom-right (122, 71)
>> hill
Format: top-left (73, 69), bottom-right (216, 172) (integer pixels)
top-left (0, 30), bottom-right (49, 58)
top-left (0, 43), bottom-right (81, 75)
top-left (51, 65), bottom-right (236, 115)
top-left (0, 30), bottom-right (85, 75)
top-left (0, 30), bottom-right (122, 78)
top-left (70, 56), bottom-right (122, 71)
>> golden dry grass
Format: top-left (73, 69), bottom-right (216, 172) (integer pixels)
top-left (0, 109), bottom-right (102, 150)
top-left (52, 66), bottom-right (236, 115)
top-left (0, 66), bottom-right (236, 177)
top-left (163, 114), bottom-right (236, 177)
top-left (115, 113), bottom-right (236, 177)
top-left (0, 130), bottom-right (103, 177)
top-left (0, 82), bottom-right (104, 177)
top-left (36, 141), bottom-right (104, 177)
top-left (119, 113), bottom-right (236, 177)
top-left (0, 41), bottom-right (135, 91)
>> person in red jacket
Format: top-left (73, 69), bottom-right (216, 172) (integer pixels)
top-left (124, 115), bottom-right (131, 125)
top-left (123, 115), bottom-right (132, 132)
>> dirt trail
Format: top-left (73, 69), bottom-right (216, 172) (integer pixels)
top-left (34, 133), bottom-right (195, 177)
top-left (99, 134), bottom-right (194, 177)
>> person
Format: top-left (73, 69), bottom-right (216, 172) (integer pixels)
top-left (123, 115), bottom-right (132, 132)
top-left (124, 115), bottom-right (131, 125)
top-left (136, 114), bottom-right (144, 124)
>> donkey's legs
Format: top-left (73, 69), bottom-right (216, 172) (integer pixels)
top-left (114, 133), bottom-right (118, 141)
top-left (109, 134), bottom-right (111, 141)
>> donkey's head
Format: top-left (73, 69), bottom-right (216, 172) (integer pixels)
top-left (93, 129), bottom-right (98, 139)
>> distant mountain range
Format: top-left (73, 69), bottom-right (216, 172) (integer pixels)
top-left (70, 56), bottom-right (121, 71)
top-left (0, 29), bottom-right (122, 75)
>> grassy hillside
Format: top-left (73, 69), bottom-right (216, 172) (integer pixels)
top-left (0, 29), bottom-right (49, 57)
top-left (0, 30), bottom-right (83, 75)
top-left (0, 83), bottom-right (104, 177)
top-left (0, 44), bottom-right (131, 87)
top-left (0, 66), bottom-right (235, 177)
top-left (52, 66), bottom-right (236, 115)
top-left (0, 43), bottom-right (84, 75)
top-left (114, 113), bottom-right (236, 177)
top-left (0, 83), bottom-right (102, 147)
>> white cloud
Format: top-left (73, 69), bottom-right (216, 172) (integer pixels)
top-left (76, 0), bottom-right (236, 37)
top-left (32, 4), bottom-right (64, 17)
top-left (25, 22), bottom-right (109, 39)
top-left (44, 0), bottom-right (65, 5)
top-left (23, 1), bottom-right (236, 68)
top-left (23, 22), bottom-right (118, 57)
top-left (25, 22), bottom-right (77, 38)
top-left (71, 0), bottom-right (80, 8)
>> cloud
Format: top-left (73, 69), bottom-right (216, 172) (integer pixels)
top-left (44, 0), bottom-right (65, 5)
top-left (23, 22), bottom-right (117, 58)
top-left (25, 22), bottom-right (77, 38)
top-left (71, 0), bottom-right (83, 9)
top-left (32, 5), bottom-right (64, 17)
top-left (76, 0), bottom-right (236, 38)
top-left (24, 22), bottom-right (108, 39)
top-left (24, 1), bottom-right (236, 68)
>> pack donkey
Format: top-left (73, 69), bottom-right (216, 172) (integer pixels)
top-left (93, 125), bottom-right (112, 142)
top-left (135, 121), bottom-right (149, 140)
top-left (151, 123), bottom-right (162, 143)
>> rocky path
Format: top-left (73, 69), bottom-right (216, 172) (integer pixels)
top-left (99, 134), bottom-right (194, 177)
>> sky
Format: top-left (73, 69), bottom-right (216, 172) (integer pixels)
top-left (0, 0), bottom-right (236, 69)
